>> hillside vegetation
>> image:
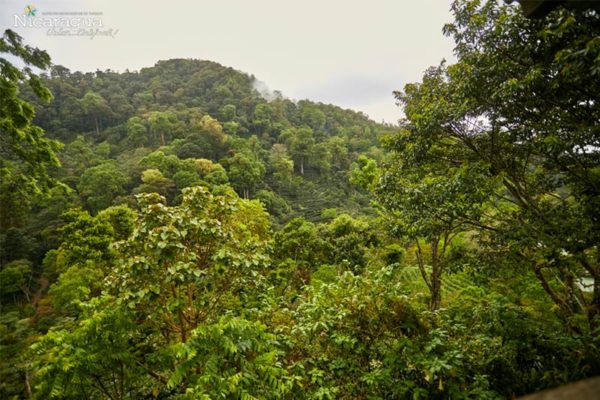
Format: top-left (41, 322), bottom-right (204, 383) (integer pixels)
top-left (1, 1), bottom-right (599, 399)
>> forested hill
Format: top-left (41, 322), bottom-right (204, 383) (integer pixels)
top-left (36, 59), bottom-right (383, 139)
top-left (3, 57), bottom-right (399, 398)
top-left (24, 58), bottom-right (391, 222)
top-left (2, 1), bottom-right (600, 398)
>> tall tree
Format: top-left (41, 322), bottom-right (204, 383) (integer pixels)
top-left (284, 127), bottom-right (315, 176)
top-left (269, 144), bottom-right (294, 188)
top-left (222, 152), bottom-right (265, 199)
top-left (125, 116), bottom-right (149, 148)
top-left (81, 91), bottom-right (112, 136)
top-left (378, 154), bottom-right (492, 310)
top-left (195, 114), bottom-right (228, 158)
top-left (385, 0), bottom-right (600, 325)
top-left (77, 162), bottom-right (129, 213)
top-left (0, 29), bottom-right (61, 220)
top-left (32, 187), bottom-right (292, 399)
top-left (147, 111), bottom-right (178, 146)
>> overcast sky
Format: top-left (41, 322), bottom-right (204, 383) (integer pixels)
top-left (1, 0), bottom-right (457, 123)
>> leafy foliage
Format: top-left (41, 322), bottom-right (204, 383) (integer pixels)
top-left (0, 30), bottom-right (60, 198)
top-left (382, 0), bottom-right (600, 327)
top-left (2, 3), bottom-right (600, 398)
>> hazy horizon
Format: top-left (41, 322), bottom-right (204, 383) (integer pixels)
top-left (1, 0), bottom-right (457, 123)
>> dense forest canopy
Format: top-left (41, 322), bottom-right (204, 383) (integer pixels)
top-left (1, 0), bottom-right (599, 399)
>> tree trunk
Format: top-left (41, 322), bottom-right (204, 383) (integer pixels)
top-left (590, 277), bottom-right (600, 329)
top-left (588, 248), bottom-right (600, 329)
top-left (300, 157), bottom-right (304, 175)
top-left (429, 240), bottom-right (442, 311)
top-left (94, 115), bottom-right (100, 136)
top-left (533, 263), bottom-right (575, 321)
top-left (24, 370), bottom-right (31, 398)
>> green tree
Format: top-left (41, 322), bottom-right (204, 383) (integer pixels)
top-left (284, 127), bottom-right (315, 175)
top-left (310, 142), bottom-right (333, 175)
top-left (193, 158), bottom-right (229, 185)
top-left (326, 136), bottom-right (350, 172)
top-left (32, 187), bottom-right (292, 399)
top-left (58, 136), bottom-right (102, 186)
top-left (0, 29), bottom-right (61, 204)
top-left (0, 227), bottom-right (35, 267)
top-left (378, 141), bottom-right (493, 310)
top-left (133, 168), bottom-right (174, 197)
top-left (125, 116), bottom-right (148, 148)
top-left (147, 110), bottom-right (177, 146)
top-left (0, 164), bottom-right (35, 230)
top-left (349, 155), bottom-right (379, 191)
top-left (81, 91), bottom-right (112, 136)
top-left (272, 217), bottom-right (327, 291)
top-left (269, 144), bottom-right (294, 187)
top-left (0, 259), bottom-right (32, 303)
top-left (222, 152), bottom-right (265, 198)
top-left (387, 0), bottom-right (600, 324)
top-left (284, 267), bottom-right (496, 399)
top-left (172, 169), bottom-right (202, 192)
top-left (46, 206), bottom-right (135, 312)
top-left (323, 214), bottom-right (378, 273)
top-left (299, 102), bottom-right (326, 133)
top-left (195, 114), bottom-right (228, 158)
top-left (77, 162), bottom-right (129, 213)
